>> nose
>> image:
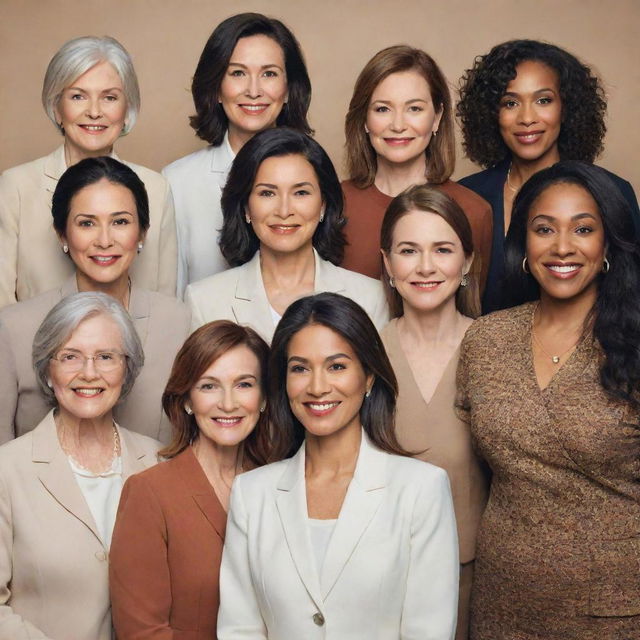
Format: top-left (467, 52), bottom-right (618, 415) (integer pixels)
top-left (416, 250), bottom-right (436, 275)
top-left (552, 230), bottom-right (576, 257)
top-left (219, 386), bottom-right (239, 413)
top-left (246, 73), bottom-right (263, 99)
top-left (308, 369), bottom-right (330, 397)
top-left (79, 356), bottom-right (100, 380)
top-left (85, 97), bottom-right (102, 120)
top-left (274, 194), bottom-right (292, 219)
top-left (518, 101), bottom-right (537, 126)
top-left (95, 224), bottom-right (114, 249)
top-left (391, 109), bottom-right (406, 133)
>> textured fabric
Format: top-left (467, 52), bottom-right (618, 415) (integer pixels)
top-left (456, 303), bottom-right (640, 639)
top-left (341, 179), bottom-right (493, 291)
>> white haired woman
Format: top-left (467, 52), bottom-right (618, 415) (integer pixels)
top-left (0, 36), bottom-right (177, 307)
top-left (0, 291), bottom-right (160, 639)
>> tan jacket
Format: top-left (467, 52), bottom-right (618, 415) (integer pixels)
top-left (0, 276), bottom-right (190, 445)
top-left (0, 411), bottom-right (160, 640)
top-left (0, 145), bottom-right (178, 307)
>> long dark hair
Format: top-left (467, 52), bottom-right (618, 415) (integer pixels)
top-left (503, 161), bottom-right (640, 408)
top-left (189, 12), bottom-right (312, 145)
top-left (220, 127), bottom-right (346, 266)
top-left (268, 292), bottom-right (408, 459)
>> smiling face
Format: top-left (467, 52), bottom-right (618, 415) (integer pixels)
top-left (498, 60), bottom-right (562, 166)
top-left (383, 210), bottom-right (471, 314)
top-left (366, 69), bottom-right (442, 169)
top-left (286, 324), bottom-right (373, 439)
top-left (187, 345), bottom-right (264, 449)
top-left (246, 153), bottom-right (322, 257)
top-left (54, 61), bottom-right (127, 165)
top-left (49, 313), bottom-right (125, 422)
top-left (62, 178), bottom-right (143, 290)
top-left (526, 182), bottom-right (605, 305)
top-left (219, 34), bottom-right (288, 151)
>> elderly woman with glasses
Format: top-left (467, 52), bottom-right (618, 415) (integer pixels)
top-left (0, 291), bottom-right (160, 639)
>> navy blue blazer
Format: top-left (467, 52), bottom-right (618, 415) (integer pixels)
top-left (459, 158), bottom-right (640, 313)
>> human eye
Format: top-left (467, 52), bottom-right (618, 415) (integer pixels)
top-left (77, 218), bottom-right (94, 227)
top-left (294, 188), bottom-right (311, 196)
top-left (228, 68), bottom-right (245, 77)
top-left (96, 351), bottom-right (117, 362)
top-left (537, 96), bottom-right (553, 105)
top-left (500, 98), bottom-right (518, 109)
top-left (113, 217), bottom-right (130, 226)
top-left (408, 105), bottom-right (424, 112)
top-left (288, 364), bottom-right (307, 374)
top-left (373, 105), bottom-right (390, 113)
top-left (398, 247), bottom-right (416, 255)
top-left (575, 225), bottom-right (594, 234)
top-left (198, 382), bottom-right (216, 392)
top-left (263, 69), bottom-right (278, 78)
top-left (257, 189), bottom-right (276, 197)
top-left (69, 93), bottom-right (85, 100)
top-left (58, 351), bottom-right (80, 363)
top-left (328, 362), bottom-right (346, 372)
top-left (534, 224), bottom-right (553, 235)
top-left (237, 380), bottom-right (255, 389)
top-left (436, 246), bottom-right (453, 254)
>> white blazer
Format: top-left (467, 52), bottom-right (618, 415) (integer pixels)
top-left (218, 433), bottom-right (459, 640)
top-left (162, 135), bottom-right (235, 296)
top-left (185, 249), bottom-right (390, 343)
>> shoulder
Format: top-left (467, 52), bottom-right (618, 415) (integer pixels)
top-left (120, 426), bottom-right (162, 458)
top-left (331, 263), bottom-right (383, 291)
top-left (438, 180), bottom-right (492, 218)
top-left (162, 147), bottom-right (215, 177)
top-left (387, 452), bottom-right (448, 485)
top-left (458, 159), bottom-right (509, 196)
top-left (0, 429), bottom-right (32, 464)
top-left (0, 288), bottom-right (60, 333)
top-left (232, 459), bottom-right (290, 499)
top-left (124, 452), bottom-right (184, 490)
top-left (186, 266), bottom-right (243, 299)
top-left (0, 154), bottom-right (48, 187)
top-left (462, 303), bottom-right (533, 348)
top-left (123, 160), bottom-right (169, 193)
top-left (146, 289), bottom-right (190, 323)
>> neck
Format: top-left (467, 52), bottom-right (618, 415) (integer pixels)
top-left (55, 407), bottom-right (114, 444)
top-left (398, 299), bottom-right (468, 346)
top-left (192, 436), bottom-right (242, 482)
top-left (227, 126), bottom-right (254, 154)
top-left (305, 423), bottom-right (361, 478)
top-left (509, 150), bottom-right (561, 189)
top-left (64, 142), bottom-right (113, 168)
top-left (374, 154), bottom-right (428, 197)
top-left (259, 244), bottom-right (316, 288)
top-left (536, 289), bottom-right (596, 332)
top-left (75, 271), bottom-right (131, 310)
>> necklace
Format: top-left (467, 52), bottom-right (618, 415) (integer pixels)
top-left (57, 414), bottom-right (120, 473)
top-left (531, 304), bottom-right (580, 365)
top-left (506, 164), bottom-right (520, 193)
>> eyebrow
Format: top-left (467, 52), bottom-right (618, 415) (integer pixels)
top-left (287, 353), bottom-right (353, 364)
top-left (254, 182), bottom-right (315, 190)
top-left (371, 98), bottom-right (429, 105)
top-left (503, 88), bottom-right (557, 97)
top-left (530, 212), bottom-right (599, 223)
top-left (72, 211), bottom-right (134, 218)
top-left (66, 86), bottom-right (123, 93)
top-left (396, 240), bottom-right (456, 247)
top-left (197, 374), bottom-right (258, 383)
top-left (227, 62), bottom-right (284, 71)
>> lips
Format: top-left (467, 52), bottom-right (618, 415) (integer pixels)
top-left (79, 124), bottom-right (108, 133)
top-left (514, 131), bottom-right (544, 144)
top-left (72, 387), bottom-right (104, 397)
top-left (90, 255), bottom-right (120, 266)
top-left (238, 103), bottom-right (269, 115)
top-left (410, 280), bottom-right (443, 290)
top-left (383, 137), bottom-right (414, 146)
top-left (269, 224), bottom-right (299, 235)
top-left (304, 401), bottom-right (339, 417)
top-left (211, 416), bottom-right (244, 427)
top-left (544, 262), bottom-right (581, 278)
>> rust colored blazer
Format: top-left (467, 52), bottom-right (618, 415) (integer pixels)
top-left (109, 447), bottom-right (226, 639)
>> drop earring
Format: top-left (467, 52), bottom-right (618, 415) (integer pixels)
top-left (460, 274), bottom-right (468, 287)
top-left (62, 244), bottom-right (69, 254)
top-left (137, 242), bottom-right (143, 253)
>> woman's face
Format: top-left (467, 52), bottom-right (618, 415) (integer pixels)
top-left (54, 61), bottom-right (127, 164)
top-left (526, 182), bottom-right (605, 305)
top-left (49, 313), bottom-right (126, 422)
top-left (219, 35), bottom-right (288, 149)
top-left (187, 345), bottom-right (264, 449)
top-left (246, 153), bottom-right (322, 257)
top-left (62, 178), bottom-right (143, 289)
top-left (498, 60), bottom-right (562, 165)
top-left (286, 324), bottom-right (373, 439)
top-left (383, 210), bottom-right (471, 314)
top-left (365, 70), bottom-right (442, 168)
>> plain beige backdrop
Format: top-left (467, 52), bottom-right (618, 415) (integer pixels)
top-left (1, 0), bottom-right (638, 192)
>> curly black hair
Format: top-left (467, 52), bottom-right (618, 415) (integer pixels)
top-left (456, 40), bottom-right (607, 168)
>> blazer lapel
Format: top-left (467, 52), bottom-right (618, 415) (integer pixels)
top-left (119, 425), bottom-right (157, 478)
top-left (320, 433), bottom-right (386, 599)
top-left (43, 146), bottom-right (67, 196)
top-left (127, 285), bottom-right (151, 347)
top-left (276, 445), bottom-right (324, 610)
top-left (33, 411), bottom-right (103, 546)
top-left (313, 250), bottom-right (347, 295)
top-left (210, 131), bottom-right (235, 187)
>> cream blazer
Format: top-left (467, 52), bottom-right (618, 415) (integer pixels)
top-left (0, 145), bottom-right (178, 307)
top-left (0, 276), bottom-right (190, 445)
top-left (185, 249), bottom-right (389, 343)
top-left (218, 433), bottom-right (459, 640)
top-left (162, 134), bottom-right (235, 296)
top-left (0, 410), bottom-right (160, 640)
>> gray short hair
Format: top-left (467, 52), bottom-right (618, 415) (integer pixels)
top-left (33, 292), bottom-right (144, 405)
top-left (42, 36), bottom-right (140, 136)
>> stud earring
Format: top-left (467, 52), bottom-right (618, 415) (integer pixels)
top-left (365, 389), bottom-right (372, 398)
top-left (47, 379), bottom-right (53, 389)
top-left (389, 276), bottom-right (395, 288)
top-left (259, 404), bottom-right (266, 413)
top-left (185, 406), bottom-right (193, 416)
top-left (62, 244), bottom-right (69, 254)
top-left (432, 130), bottom-right (438, 137)
top-left (245, 215), bottom-right (251, 224)
top-left (522, 257), bottom-right (530, 274)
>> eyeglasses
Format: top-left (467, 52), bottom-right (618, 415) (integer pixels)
top-left (50, 350), bottom-right (126, 373)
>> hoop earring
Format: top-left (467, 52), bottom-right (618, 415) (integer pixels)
top-left (522, 257), bottom-right (530, 274)
top-left (602, 257), bottom-right (610, 273)
top-left (389, 276), bottom-right (395, 288)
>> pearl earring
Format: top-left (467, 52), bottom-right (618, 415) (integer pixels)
top-left (137, 242), bottom-right (143, 253)
top-left (62, 244), bottom-right (69, 254)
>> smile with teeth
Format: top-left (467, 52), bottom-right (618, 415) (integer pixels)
top-left (239, 104), bottom-right (269, 113)
top-left (80, 125), bottom-right (107, 132)
top-left (212, 416), bottom-right (243, 426)
top-left (90, 255), bottom-right (120, 265)
top-left (515, 132), bottom-right (543, 144)
top-left (411, 281), bottom-right (442, 289)
top-left (545, 263), bottom-right (581, 276)
top-left (305, 401), bottom-right (340, 416)
top-left (73, 388), bottom-right (104, 397)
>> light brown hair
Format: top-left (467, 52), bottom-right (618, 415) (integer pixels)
top-left (345, 45), bottom-right (455, 188)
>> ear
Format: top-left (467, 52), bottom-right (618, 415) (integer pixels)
top-left (138, 228), bottom-right (147, 243)
top-left (432, 103), bottom-right (444, 134)
top-left (463, 252), bottom-right (474, 276)
top-left (365, 373), bottom-right (375, 396)
top-left (381, 249), bottom-right (393, 280)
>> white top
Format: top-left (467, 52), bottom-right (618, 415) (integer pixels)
top-left (308, 518), bottom-right (337, 574)
top-left (162, 134), bottom-right (236, 296)
top-left (68, 453), bottom-right (123, 548)
top-left (269, 304), bottom-right (282, 326)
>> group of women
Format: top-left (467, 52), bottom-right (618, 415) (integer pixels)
top-left (0, 10), bottom-right (638, 640)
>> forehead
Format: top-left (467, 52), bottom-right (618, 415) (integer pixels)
top-left (253, 153), bottom-right (318, 184)
top-left (69, 178), bottom-right (137, 212)
top-left (528, 182), bottom-right (601, 220)
top-left (508, 60), bottom-right (559, 91)
top-left (61, 313), bottom-right (123, 350)
top-left (198, 344), bottom-right (261, 379)
top-left (371, 69), bottom-right (431, 100)
top-left (392, 209), bottom-right (462, 243)
top-left (287, 324), bottom-right (358, 360)
top-left (230, 34), bottom-right (285, 65)
top-left (69, 60), bottom-right (123, 88)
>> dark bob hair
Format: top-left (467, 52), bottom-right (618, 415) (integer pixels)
top-left (457, 39), bottom-right (607, 168)
top-left (220, 127), bottom-right (346, 266)
top-left (52, 156), bottom-right (150, 235)
top-left (503, 161), bottom-right (640, 408)
top-left (381, 185), bottom-right (480, 319)
top-left (160, 320), bottom-right (271, 466)
top-left (268, 292), bottom-right (409, 460)
top-left (189, 12), bottom-right (312, 145)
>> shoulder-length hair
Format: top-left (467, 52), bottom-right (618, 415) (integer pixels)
top-left (42, 36), bottom-right (140, 136)
top-left (189, 12), bottom-right (312, 145)
top-left (32, 292), bottom-right (144, 405)
top-left (456, 39), bottom-right (607, 168)
top-left (503, 161), bottom-right (640, 408)
top-left (220, 127), bottom-right (346, 266)
top-left (345, 45), bottom-right (455, 188)
top-left (160, 320), bottom-right (271, 465)
top-left (52, 156), bottom-right (150, 237)
top-left (380, 185), bottom-right (480, 319)
top-left (268, 292), bottom-right (409, 459)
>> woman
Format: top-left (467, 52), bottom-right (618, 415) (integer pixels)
top-left (456, 162), bottom-right (640, 638)
top-left (185, 128), bottom-right (388, 343)
top-left (0, 36), bottom-right (177, 307)
top-left (456, 39), bottom-right (640, 313)
top-left (110, 320), bottom-right (271, 638)
top-left (163, 13), bottom-right (312, 294)
top-left (0, 157), bottom-right (190, 445)
top-left (342, 45), bottom-right (492, 289)
top-left (218, 293), bottom-right (459, 639)
top-left (0, 292), bottom-right (160, 639)
top-left (380, 185), bottom-right (489, 640)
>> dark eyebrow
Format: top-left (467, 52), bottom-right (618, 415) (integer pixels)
top-left (254, 183), bottom-right (277, 189)
top-left (72, 211), bottom-right (134, 218)
top-left (197, 374), bottom-right (258, 383)
top-left (503, 87), bottom-right (557, 97)
top-left (227, 62), bottom-right (284, 71)
top-left (287, 353), bottom-right (353, 365)
top-left (530, 212), bottom-right (599, 223)
top-left (371, 98), bottom-right (429, 105)
top-left (396, 240), bottom-right (455, 247)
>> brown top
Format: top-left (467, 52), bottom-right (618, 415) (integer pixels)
top-left (457, 303), bottom-right (640, 638)
top-left (109, 447), bottom-right (226, 639)
top-left (341, 179), bottom-right (493, 291)
top-left (381, 319), bottom-right (488, 563)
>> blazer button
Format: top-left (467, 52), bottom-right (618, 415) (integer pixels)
top-left (312, 612), bottom-right (325, 626)
top-left (95, 551), bottom-right (107, 561)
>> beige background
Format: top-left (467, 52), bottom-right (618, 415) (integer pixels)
top-left (1, 0), bottom-right (638, 193)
